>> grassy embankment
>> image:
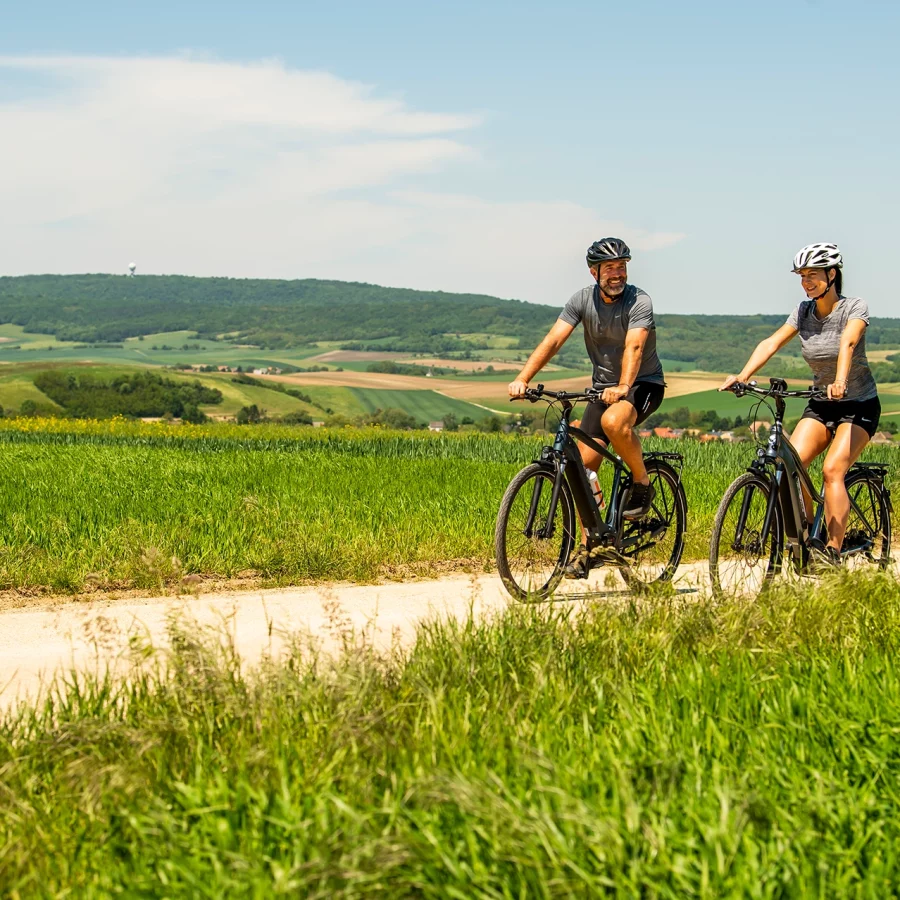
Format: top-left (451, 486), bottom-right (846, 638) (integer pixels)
top-left (0, 417), bottom-right (897, 592)
top-left (2, 572), bottom-right (900, 893)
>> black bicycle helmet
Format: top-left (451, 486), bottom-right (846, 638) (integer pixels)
top-left (586, 237), bottom-right (632, 266)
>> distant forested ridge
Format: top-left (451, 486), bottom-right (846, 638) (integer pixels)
top-left (2, 274), bottom-right (899, 375)
top-left (0, 275), bottom-right (553, 352)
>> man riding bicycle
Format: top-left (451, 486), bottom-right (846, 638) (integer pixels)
top-left (508, 238), bottom-right (666, 578)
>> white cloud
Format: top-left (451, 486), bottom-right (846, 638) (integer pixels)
top-left (0, 55), bottom-right (684, 302)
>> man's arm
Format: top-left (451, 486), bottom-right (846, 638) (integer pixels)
top-left (601, 327), bottom-right (648, 404)
top-left (508, 320), bottom-right (575, 397)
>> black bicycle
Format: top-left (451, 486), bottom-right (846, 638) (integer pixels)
top-left (709, 377), bottom-right (893, 597)
top-left (494, 385), bottom-right (687, 601)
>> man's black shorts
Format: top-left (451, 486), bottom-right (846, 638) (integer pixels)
top-left (580, 381), bottom-right (665, 444)
top-left (800, 395), bottom-right (881, 438)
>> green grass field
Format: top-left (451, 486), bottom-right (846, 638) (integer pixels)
top-left (0, 419), bottom-right (896, 592)
top-left (659, 387), bottom-right (809, 419)
top-left (3, 572), bottom-right (900, 894)
top-left (347, 388), bottom-right (493, 422)
top-left (661, 386), bottom-right (900, 421)
top-left (0, 364), bottom-right (494, 423)
top-left (0, 325), bottom-right (328, 370)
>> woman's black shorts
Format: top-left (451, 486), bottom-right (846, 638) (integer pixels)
top-left (800, 395), bottom-right (881, 438)
top-left (580, 381), bottom-right (665, 444)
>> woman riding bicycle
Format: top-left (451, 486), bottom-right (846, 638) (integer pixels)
top-left (720, 243), bottom-right (880, 567)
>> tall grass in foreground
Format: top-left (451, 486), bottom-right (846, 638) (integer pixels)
top-left (2, 572), bottom-right (900, 895)
top-left (1, 418), bottom-right (897, 590)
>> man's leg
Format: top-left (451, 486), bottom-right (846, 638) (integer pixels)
top-left (599, 402), bottom-right (646, 484)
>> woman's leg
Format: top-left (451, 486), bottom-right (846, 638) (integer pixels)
top-left (821, 423), bottom-right (871, 551)
top-left (787, 417), bottom-right (832, 520)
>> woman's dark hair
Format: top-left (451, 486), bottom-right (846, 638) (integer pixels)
top-left (831, 268), bottom-right (843, 296)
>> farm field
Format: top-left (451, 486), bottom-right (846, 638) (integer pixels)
top-left (3, 571), bottom-right (900, 893)
top-left (0, 362), bottom-right (497, 423)
top-left (2, 319), bottom-right (898, 424)
top-left (0, 324), bottom-right (330, 370)
top-left (0, 418), bottom-right (897, 593)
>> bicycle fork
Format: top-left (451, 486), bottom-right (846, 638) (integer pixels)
top-left (523, 459), bottom-right (567, 540)
top-left (732, 468), bottom-right (778, 553)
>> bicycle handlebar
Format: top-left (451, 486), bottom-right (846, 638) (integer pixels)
top-left (511, 383), bottom-right (600, 404)
top-left (725, 379), bottom-right (826, 401)
top-left (515, 378), bottom-right (828, 405)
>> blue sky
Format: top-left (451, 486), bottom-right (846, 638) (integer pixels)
top-left (2, 0), bottom-right (899, 316)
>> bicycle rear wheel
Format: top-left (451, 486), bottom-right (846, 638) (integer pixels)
top-left (838, 471), bottom-right (892, 571)
top-left (619, 460), bottom-right (687, 587)
top-left (494, 463), bottom-right (576, 601)
top-left (709, 471), bottom-right (784, 598)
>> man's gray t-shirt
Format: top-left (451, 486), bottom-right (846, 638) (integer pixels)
top-left (785, 297), bottom-right (877, 401)
top-left (559, 283), bottom-right (665, 389)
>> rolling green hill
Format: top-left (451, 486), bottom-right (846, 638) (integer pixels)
top-left (2, 274), bottom-right (899, 376)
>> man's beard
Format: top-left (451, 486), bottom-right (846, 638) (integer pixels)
top-left (600, 280), bottom-right (626, 297)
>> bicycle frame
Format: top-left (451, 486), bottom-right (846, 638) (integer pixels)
top-left (527, 395), bottom-right (626, 546)
top-left (733, 378), bottom-right (876, 568)
top-left (749, 399), bottom-right (824, 567)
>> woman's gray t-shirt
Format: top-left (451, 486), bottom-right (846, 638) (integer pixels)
top-left (785, 296), bottom-right (877, 401)
top-left (559, 284), bottom-right (665, 389)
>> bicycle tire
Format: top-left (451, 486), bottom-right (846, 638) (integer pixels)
top-left (709, 471), bottom-right (784, 598)
top-left (619, 460), bottom-right (687, 587)
top-left (494, 463), bottom-right (576, 602)
top-left (839, 470), bottom-right (892, 571)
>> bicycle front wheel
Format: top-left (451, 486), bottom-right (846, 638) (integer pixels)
top-left (709, 471), bottom-right (784, 598)
top-left (494, 463), bottom-right (576, 601)
top-left (619, 459), bottom-right (687, 588)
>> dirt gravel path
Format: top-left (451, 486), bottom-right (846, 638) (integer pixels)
top-left (0, 564), bottom-right (710, 711)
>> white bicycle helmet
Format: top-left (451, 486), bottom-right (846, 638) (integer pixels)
top-left (791, 243), bottom-right (843, 272)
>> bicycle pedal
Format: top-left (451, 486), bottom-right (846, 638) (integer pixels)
top-left (588, 546), bottom-right (628, 566)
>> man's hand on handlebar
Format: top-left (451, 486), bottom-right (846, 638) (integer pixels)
top-left (508, 379), bottom-right (529, 399)
top-left (601, 384), bottom-right (630, 405)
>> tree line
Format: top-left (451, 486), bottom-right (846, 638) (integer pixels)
top-left (33, 371), bottom-right (222, 422)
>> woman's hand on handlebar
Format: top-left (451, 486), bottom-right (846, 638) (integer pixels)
top-left (508, 379), bottom-right (529, 399)
top-left (827, 381), bottom-right (847, 400)
top-left (719, 374), bottom-right (741, 392)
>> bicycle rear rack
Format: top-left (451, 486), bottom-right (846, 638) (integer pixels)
top-left (644, 450), bottom-right (684, 483)
top-left (850, 461), bottom-right (889, 474)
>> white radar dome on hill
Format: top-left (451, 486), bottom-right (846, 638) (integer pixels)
top-left (127, 263), bottom-right (136, 276)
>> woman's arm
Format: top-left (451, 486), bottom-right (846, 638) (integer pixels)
top-left (719, 324), bottom-right (798, 391)
top-left (828, 318), bottom-right (867, 399)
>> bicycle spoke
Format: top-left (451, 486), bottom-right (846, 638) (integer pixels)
top-left (622, 464), bottom-right (685, 586)
top-left (841, 476), bottom-right (889, 571)
top-left (496, 466), bottom-right (575, 600)
top-left (711, 476), bottom-right (780, 598)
